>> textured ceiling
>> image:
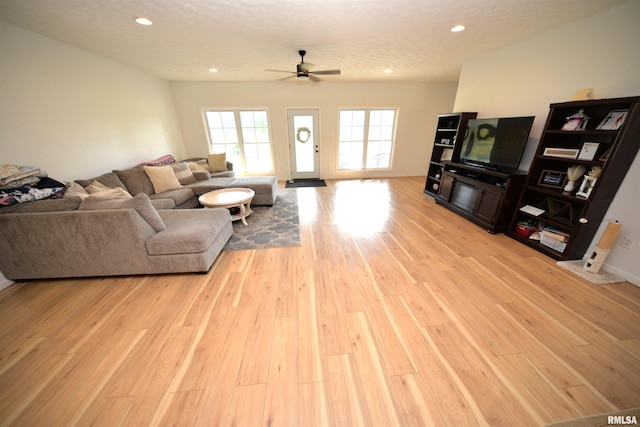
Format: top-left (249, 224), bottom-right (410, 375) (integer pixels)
top-left (0, 0), bottom-right (628, 82)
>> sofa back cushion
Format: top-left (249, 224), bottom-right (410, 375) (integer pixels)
top-left (114, 167), bottom-right (155, 196)
top-left (79, 192), bottom-right (165, 232)
top-left (75, 172), bottom-right (127, 191)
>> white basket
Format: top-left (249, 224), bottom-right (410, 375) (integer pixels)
top-left (540, 234), bottom-right (567, 253)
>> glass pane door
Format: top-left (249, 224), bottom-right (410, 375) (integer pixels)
top-left (288, 109), bottom-right (320, 180)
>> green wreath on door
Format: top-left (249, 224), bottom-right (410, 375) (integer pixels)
top-left (296, 127), bottom-right (311, 143)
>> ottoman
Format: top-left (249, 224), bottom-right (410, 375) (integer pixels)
top-left (227, 176), bottom-right (278, 206)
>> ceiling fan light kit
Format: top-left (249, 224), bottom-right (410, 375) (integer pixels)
top-left (266, 50), bottom-right (341, 82)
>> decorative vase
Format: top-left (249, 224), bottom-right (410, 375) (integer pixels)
top-left (564, 181), bottom-right (576, 192)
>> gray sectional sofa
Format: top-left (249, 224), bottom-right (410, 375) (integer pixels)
top-left (0, 194), bottom-right (233, 280)
top-left (0, 158), bottom-right (279, 281)
top-left (76, 161), bottom-right (278, 209)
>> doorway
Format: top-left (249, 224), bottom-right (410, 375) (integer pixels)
top-left (288, 109), bottom-right (320, 180)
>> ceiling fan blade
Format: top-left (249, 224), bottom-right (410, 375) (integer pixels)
top-left (311, 69), bottom-right (341, 75)
top-left (278, 75), bottom-right (296, 81)
top-left (308, 74), bottom-right (321, 82)
top-left (265, 69), bottom-right (295, 74)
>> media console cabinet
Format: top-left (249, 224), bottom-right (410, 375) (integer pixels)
top-left (436, 161), bottom-right (527, 233)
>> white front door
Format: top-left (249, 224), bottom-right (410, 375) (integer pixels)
top-left (288, 109), bottom-right (320, 180)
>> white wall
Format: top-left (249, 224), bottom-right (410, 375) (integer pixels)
top-left (0, 21), bottom-right (186, 182)
top-left (170, 81), bottom-right (458, 181)
top-left (0, 20), bottom-right (188, 287)
top-left (453, 1), bottom-right (640, 284)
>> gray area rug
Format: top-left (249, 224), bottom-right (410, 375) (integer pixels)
top-left (223, 188), bottom-right (301, 251)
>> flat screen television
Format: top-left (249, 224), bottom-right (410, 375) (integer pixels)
top-left (459, 116), bottom-right (535, 171)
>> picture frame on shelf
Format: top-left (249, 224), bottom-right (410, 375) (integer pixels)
top-left (599, 147), bottom-right (611, 161)
top-left (440, 148), bottom-right (453, 161)
top-left (596, 109), bottom-right (628, 130)
top-left (577, 142), bottom-right (600, 161)
top-left (543, 147), bottom-right (580, 159)
top-left (538, 170), bottom-right (568, 189)
top-left (576, 176), bottom-right (597, 199)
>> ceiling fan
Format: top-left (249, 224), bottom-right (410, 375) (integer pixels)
top-left (266, 50), bottom-right (341, 82)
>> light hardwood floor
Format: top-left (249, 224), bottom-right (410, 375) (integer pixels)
top-left (1, 177), bottom-right (639, 426)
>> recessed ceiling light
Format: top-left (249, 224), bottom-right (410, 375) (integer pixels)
top-left (451, 25), bottom-right (465, 32)
top-left (135, 17), bottom-right (153, 26)
top-left (384, 69), bottom-right (393, 74)
top-left (209, 68), bottom-right (218, 73)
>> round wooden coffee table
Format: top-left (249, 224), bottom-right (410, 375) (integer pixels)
top-left (198, 188), bottom-right (255, 226)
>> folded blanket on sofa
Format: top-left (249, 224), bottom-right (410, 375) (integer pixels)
top-left (0, 164), bottom-right (41, 186)
top-left (0, 177), bottom-right (65, 206)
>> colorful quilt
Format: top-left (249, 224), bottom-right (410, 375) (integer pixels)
top-left (0, 163), bottom-right (65, 206)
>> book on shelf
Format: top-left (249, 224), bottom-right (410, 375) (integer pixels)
top-left (541, 227), bottom-right (570, 242)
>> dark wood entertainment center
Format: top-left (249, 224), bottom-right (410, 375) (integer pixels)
top-left (427, 97), bottom-right (640, 259)
top-left (425, 112), bottom-right (527, 233)
top-left (436, 161), bottom-right (526, 233)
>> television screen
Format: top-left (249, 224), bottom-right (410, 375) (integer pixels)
top-left (460, 116), bottom-right (534, 170)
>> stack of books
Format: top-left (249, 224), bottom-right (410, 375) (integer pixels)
top-left (540, 227), bottom-right (570, 253)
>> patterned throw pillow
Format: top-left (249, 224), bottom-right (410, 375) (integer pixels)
top-left (171, 162), bottom-right (197, 185)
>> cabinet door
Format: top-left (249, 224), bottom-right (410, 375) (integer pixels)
top-left (439, 174), bottom-right (455, 200)
top-left (475, 187), bottom-right (502, 223)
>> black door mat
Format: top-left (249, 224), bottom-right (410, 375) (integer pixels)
top-left (285, 179), bottom-right (327, 188)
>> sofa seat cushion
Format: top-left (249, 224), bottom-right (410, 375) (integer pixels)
top-left (147, 208), bottom-right (231, 255)
top-left (184, 178), bottom-right (236, 196)
top-left (150, 198), bottom-right (176, 210)
top-left (210, 170), bottom-right (236, 178)
top-left (227, 176), bottom-right (278, 205)
top-left (149, 188), bottom-right (195, 207)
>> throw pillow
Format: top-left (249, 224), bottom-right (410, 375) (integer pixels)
top-left (207, 153), bottom-right (228, 172)
top-left (79, 192), bottom-right (166, 232)
top-left (171, 162), bottom-right (197, 185)
top-left (64, 182), bottom-right (90, 199)
top-left (143, 165), bottom-right (182, 194)
top-left (187, 161), bottom-right (209, 173)
top-left (85, 180), bottom-right (111, 194)
top-left (74, 172), bottom-right (127, 190)
top-left (85, 187), bottom-right (132, 201)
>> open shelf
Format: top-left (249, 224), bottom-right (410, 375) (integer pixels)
top-left (507, 96), bottom-right (640, 260)
top-left (424, 112), bottom-right (477, 197)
